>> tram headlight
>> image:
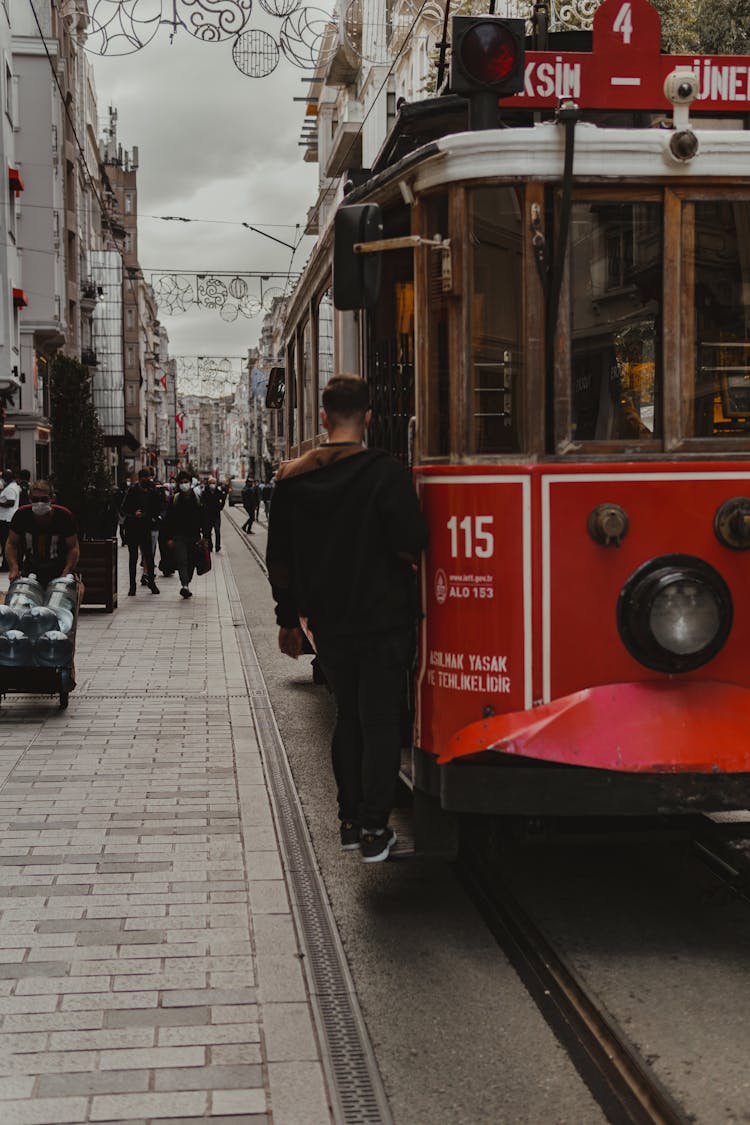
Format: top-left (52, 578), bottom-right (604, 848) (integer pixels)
top-left (617, 555), bottom-right (732, 673)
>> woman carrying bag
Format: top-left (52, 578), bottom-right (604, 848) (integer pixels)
top-left (164, 470), bottom-right (209, 599)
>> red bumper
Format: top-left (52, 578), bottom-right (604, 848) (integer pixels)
top-left (440, 680), bottom-right (750, 774)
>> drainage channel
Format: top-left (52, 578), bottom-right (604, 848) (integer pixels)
top-left (222, 539), bottom-right (394, 1125)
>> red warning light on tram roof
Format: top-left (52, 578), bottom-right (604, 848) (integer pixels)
top-left (451, 17), bottom-right (525, 97)
top-left (458, 21), bottom-right (523, 87)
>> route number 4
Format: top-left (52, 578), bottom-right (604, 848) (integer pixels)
top-left (447, 515), bottom-right (495, 559)
top-left (613, 2), bottom-right (633, 44)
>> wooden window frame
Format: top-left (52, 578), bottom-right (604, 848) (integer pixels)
top-left (554, 186), bottom-right (666, 457)
top-left (668, 186), bottom-right (750, 456)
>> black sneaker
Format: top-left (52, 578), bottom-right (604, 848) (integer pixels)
top-left (148, 580), bottom-right (160, 594)
top-left (128, 585), bottom-right (136, 596)
top-left (180, 587), bottom-right (192, 598)
top-left (140, 574), bottom-right (149, 586)
top-left (339, 821), bottom-right (360, 851)
top-left (360, 826), bottom-right (397, 864)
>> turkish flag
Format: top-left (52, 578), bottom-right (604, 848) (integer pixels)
top-left (175, 412), bottom-right (185, 432)
top-left (160, 374), bottom-right (168, 391)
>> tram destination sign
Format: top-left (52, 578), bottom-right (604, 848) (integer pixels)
top-left (503, 0), bottom-right (750, 113)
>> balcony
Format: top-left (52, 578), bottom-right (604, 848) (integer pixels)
top-left (325, 98), bottom-right (364, 177)
top-left (80, 280), bottom-right (101, 309)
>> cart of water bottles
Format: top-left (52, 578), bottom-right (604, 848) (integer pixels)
top-left (0, 574), bottom-right (79, 709)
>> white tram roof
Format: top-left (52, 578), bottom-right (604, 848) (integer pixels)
top-left (413, 121), bottom-right (750, 190)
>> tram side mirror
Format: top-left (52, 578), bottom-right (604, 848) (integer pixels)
top-left (334, 204), bottom-right (383, 310)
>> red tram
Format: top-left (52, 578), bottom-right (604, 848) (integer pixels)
top-left (278, 0), bottom-right (750, 822)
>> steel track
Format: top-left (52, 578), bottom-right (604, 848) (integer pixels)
top-left (460, 851), bottom-right (692, 1125)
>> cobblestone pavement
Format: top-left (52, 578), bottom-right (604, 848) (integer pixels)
top-left (0, 546), bottom-right (331, 1124)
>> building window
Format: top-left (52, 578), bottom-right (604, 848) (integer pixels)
top-left (124, 232), bottom-right (133, 253)
top-left (126, 383), bottom-right (136, 406)
top-left (127, 346), bottom-right (134, 366)
top-left (124, 193), bottom-right (133, 214)
top-left (126, 307), bottom-right (134, 330)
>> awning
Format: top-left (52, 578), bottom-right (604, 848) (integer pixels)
top-left (12, 288), bottom-right (27, 309)
top-left (8, 167), bottom-right (24, 194)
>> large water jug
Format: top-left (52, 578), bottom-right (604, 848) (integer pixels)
top-left (0, 630), bottom-right (33, 666)
top-left (18, 607), bottom-right (60, 638)
top-left (45, 576), bottom-right (77, 613)
top-left (0, 605), bottom-right (19, 634)
top-left (7, 575), bottom-right (44, 608)
top-left (35, 631), bottom-right (73, 667)
top-left (44, 586), bottom-right (76, 634)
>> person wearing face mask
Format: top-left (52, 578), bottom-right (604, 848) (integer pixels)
top-left (202, 476), bottom-right (226, 553)
top-left (163, 470), bottom-right (207, 598)
top-left (5, 480), bottom-right (80, 586)
top-left (120, 468), bottom-right (161, 597)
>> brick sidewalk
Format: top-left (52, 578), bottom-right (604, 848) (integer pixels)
top-left (0, 547), bottom-right (331, 1124)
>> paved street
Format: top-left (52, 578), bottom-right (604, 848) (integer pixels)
top-left (0, 545), bottom-right (331, 1125)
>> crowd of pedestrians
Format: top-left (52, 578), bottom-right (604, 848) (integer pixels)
top-left (114, 469), bottom-right (274, 598)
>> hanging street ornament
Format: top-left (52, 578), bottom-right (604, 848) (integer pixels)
top-left (152, 274), bottom-right (195, 315)
top-left (228, 276), bottom-right (249, 299)
top-left (258, 0), bottom-right (300, 17)
top-left (173, 0), bottom-right (253, 41)
top-left (85, 0), bottom-right (162, 56)
top-left (279, 6), bottom-right (337, 69)
top-left (232, 28), bottom-right (280, 75)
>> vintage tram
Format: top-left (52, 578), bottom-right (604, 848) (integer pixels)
top-left (276, 0), bottom-right (750, 823)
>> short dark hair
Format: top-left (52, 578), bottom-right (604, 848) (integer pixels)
top-left (322, 374), bottom-right (370, 423)
top-left (177, 470), bottom-right (191, 483)
top-left (138, 468), bottom-right (150, 481)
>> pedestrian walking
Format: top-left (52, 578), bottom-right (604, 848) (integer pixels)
top-left (120, 469), bottom-right (161, 596)
top-left (202, 476), bottom-right (226, 552)
top-left (260, 480), bottom-right (274, 519)
top-left (266, 373), bottom-right (427, 862)
top-left (5, 480), bottom-right (80, 585)
top-left (0, 470), bottom-right (21, 571)
top-left (17, 470), bottom-right (31, 509)
top-left (163, 470), bottom-right (207, 599)
top-left (241, 478), bottom-right (259, 533)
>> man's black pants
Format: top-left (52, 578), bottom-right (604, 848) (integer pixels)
top-left (207, 516), bottom-right (221, 551)
top-left (126, 529), bottom-right (154, 587)
top-left (317, 628), bottom-right (413, 830)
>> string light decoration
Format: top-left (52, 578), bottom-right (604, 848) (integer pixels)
top-left (150, 271), bottom-right (294, 319)
top-left (85, 0), bottom-right (336, 75)
top-left (175, 355), bottom-right (246, 395)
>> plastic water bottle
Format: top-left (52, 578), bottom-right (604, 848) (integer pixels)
top-left (0, 606), bottom-right (19, 634)
top-left (0, 630), bottom-right (33, 666)
top-left (7, 575), bottom-right (44, 607)
top-left (18, 607), bottom-right (60, 638)
top-left (35, 631), bottom-right (73, 667)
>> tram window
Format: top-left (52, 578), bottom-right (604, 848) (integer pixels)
top-left (570, 202), bottom-right (662, 443)
top-left (287, 341), bottom-right (296, 447)
top-left (425, 193), bottom-right (450, 457)
top-left (469, 187), bottom-right (523, 454)
top-left (317, 289), bottom-right (334, 421)
top-left (686, 201), bottom-right (750, 437)
top-left (301, 320), bottom-right (314, 441)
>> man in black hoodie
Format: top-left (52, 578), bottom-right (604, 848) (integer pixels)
top-left (267, 374), bottom-right (427, 863)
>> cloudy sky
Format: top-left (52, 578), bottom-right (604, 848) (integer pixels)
top-left (90, 3), bottom-right (327, 390)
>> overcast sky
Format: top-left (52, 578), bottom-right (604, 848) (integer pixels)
top-left (90, 6), bottom-right (325, 392)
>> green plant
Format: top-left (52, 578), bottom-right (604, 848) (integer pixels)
top-left (50, 354), bottom-right (113, 537)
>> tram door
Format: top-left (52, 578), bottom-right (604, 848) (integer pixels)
top-left (365, 214), bottom-right (415, 463)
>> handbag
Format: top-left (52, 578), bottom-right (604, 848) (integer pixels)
top-left (194, 538), bottom-right (211, 576)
